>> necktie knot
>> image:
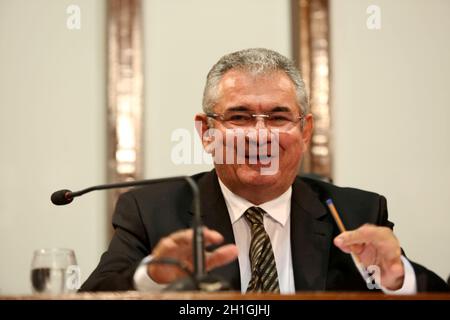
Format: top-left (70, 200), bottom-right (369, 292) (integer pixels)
top-left (244, 206), bottom-right (265, 226)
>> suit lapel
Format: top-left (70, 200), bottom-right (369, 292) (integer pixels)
top-left (187, 170), bottom-right (241, 290)
top-left (290, 178), bottom-right (333, 291)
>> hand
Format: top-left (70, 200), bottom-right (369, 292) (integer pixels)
top-left (147, 227), bottom-right (238, 284)
top-left (333, 224), bottom-right (405, 290)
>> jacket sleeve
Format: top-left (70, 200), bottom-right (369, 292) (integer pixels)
top-left (377, 195), bottom-right (449, 292)
top-left (79, 192), bottom-right (150, 291)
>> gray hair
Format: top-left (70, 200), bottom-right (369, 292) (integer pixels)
top-left (202, 48), bottom-right (309, 115)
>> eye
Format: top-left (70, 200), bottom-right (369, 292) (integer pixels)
top-left (226, 112), bottom-right (252, 122)
top-left (271, 115), bottom-right (289, 121)
top-left (268, 113), bottom-right (292, 125)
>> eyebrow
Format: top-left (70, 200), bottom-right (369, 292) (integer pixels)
top-left (225, 106), bottom-right (292, 112)
top-left (226, 106), bottom-right (250, 112)
top-left (270, 106), bottom-right (291, 112)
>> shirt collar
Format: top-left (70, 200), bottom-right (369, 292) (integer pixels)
top-left (218, 177), bottom-right (292, 226)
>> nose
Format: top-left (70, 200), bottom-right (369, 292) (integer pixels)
top-left (254, 115), bottom-right (268, 129)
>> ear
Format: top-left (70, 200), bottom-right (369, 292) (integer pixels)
top-left (194, 113), bottom-right (214, 151)
top-left (301, 113), bottom-right (314, 151)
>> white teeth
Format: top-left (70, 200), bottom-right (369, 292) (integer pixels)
top-left (245, 155), bottom-right (271, 161)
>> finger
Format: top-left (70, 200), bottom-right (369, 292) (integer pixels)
top-left (163, 227), bottom-right (225, 248)
top-left (153, 228), bottom-right (226, 262)
top-left (152, 237), bottom-right (184, 260)
top-left (170, 229), bottom-right (195, 246)
top-left (334, 237), bottom-right (364, 255)
top-left (333, 238), bottom-right (352, 253)
top-left (152, 229), bottom-right (196, 258)
top-left (203, 228), bottom-right (225, 246)
top-left (350, 244), bottom-right (365, 255)
top-left (335, 224), bottom-right (390, 246)
top-left (205, 244), bottom-right (239, 271)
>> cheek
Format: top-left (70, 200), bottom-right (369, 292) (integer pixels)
top-left (278, 133), bottom-right (304, 156)
top-left (276, 135), bottom-right (304, 170)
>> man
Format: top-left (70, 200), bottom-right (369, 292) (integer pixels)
top-left (81, 48), bottom-right (448, 293)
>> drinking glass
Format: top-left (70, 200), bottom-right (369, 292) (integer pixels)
top-left (30, 248), bottom-right (79, 294)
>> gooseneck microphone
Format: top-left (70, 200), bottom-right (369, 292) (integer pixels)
top-left (50, 176), bottom-right (228, 291)
top-left (51, 178), bottom-right (199, 206)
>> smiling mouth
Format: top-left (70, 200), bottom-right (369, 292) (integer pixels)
top-left (242, 144), bottom-right (278, 162)
top-left (244, 154), bottom-right (273, 163)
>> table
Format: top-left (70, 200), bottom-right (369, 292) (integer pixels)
top-left (2, 291), bottom-right (450, 300)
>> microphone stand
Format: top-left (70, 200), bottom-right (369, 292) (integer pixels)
top-left (51, 176), bottom-right (230, 292)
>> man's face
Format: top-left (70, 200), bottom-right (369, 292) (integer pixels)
top-left (197, 69), bottom-right (313, 196)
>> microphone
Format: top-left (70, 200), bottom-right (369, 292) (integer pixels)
top-left (51, 189), bottom-right (74, 205)
top-left (51, 176), bottom-right (229, 292)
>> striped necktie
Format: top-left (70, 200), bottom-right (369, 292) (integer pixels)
top-left (244, 206), bottom-right (280, 293)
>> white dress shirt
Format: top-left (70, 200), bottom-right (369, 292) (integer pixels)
top-left (218, 179), bottom-right (295, 293)
top-left (134, 177), bottom-right (417, 294)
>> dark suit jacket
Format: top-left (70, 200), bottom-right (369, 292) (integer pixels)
top-left (80, 170), bottom-right (448, 292)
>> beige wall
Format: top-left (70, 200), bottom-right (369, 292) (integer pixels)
top-left (0, 0), bottom-right (106, 294)
top-left (330, 0), bottom-right (450, 280)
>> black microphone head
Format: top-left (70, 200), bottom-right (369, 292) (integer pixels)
top-left (51, 189), bottom-right (73, 205)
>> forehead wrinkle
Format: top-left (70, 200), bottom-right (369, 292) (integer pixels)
top-left (215, 70), bottom-right (297, 113)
